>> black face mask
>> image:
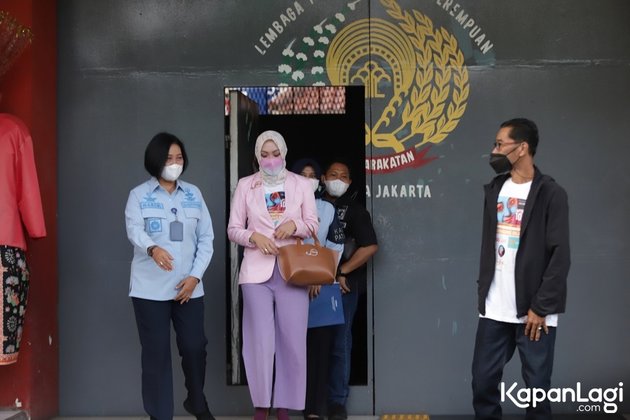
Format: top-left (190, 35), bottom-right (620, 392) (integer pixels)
top-left (489, 144), bottom-right (521, 174)
top-left (489, 153), bottom-right (512, 174)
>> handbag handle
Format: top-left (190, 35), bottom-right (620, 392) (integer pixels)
top-left (296, 226), bottom-right (321, 246)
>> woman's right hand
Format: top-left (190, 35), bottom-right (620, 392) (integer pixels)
top-left (151, 246), bottom-right (174, 271)
top-left (249, 232), bottom-right (279, 256)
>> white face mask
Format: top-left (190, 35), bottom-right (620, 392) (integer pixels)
top-left (161, 163), bottom-right (183, 181)
top-left (325, 179), bottom-right (349, 197)
top-left (309, 178), bottom-right (320, 192)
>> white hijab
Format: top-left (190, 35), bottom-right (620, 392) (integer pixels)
top-left (254, 130), bottom-right (288, 187)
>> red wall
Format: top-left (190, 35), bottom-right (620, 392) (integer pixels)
top-left (0, 1), bottom-right (58, 419)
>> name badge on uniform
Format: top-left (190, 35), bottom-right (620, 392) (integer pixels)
top-left (170, 208), bottom-right (183, 241)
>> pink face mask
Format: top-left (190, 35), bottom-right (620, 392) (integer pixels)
top-left (259, 156), bottom-right (284, 176)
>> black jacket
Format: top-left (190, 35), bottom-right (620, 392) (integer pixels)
top-left (331, 190), bottom-right (378, 293)
top-left (478, 167), bottom-right (570, 318)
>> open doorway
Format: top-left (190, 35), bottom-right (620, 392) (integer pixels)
top-left (224, 85), bottom-right (367, 389)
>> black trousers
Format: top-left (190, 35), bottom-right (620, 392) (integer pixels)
top-left (472, 317), bottom-right (556, 420)
top-left (132, 297), bottom-right (209, 420)
top-left (305, 325), bottom-right (335, 416)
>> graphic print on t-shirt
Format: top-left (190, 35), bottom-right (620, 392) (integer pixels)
top-left (265, 191), bottom-right (286, 225)
top-left (496, 195), bottom-right (526, 261)
top-left (495, 194), bottom-right (526, 275)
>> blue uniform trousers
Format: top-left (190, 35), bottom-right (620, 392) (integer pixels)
top-left (132, 297), bottom-right (209, 420)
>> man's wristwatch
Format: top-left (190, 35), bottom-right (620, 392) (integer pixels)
top-left (337, 266), bottom-right (348, 277)
top-left (147, 245), bottom-right (157, 257)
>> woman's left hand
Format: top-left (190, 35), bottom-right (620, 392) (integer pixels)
top-left (175, 276), bottom-right (199, 304)
top-left (274, 220), bottom-right (297, 240)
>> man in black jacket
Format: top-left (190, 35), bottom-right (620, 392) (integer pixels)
top-left (472, 118), bottom-right (570, 420)
top-left (321, 160), bottom-right (378, 420)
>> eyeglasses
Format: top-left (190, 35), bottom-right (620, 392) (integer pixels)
top-left (492, 141), bottom-right (521, 151)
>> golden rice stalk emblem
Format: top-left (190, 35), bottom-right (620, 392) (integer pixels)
top-left (326, 0), bottom-right (469, 153)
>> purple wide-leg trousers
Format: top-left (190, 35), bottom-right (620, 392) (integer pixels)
top-left (241, 262), bottom-right (309, 410)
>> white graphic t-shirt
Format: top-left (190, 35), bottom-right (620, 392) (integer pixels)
top-left (264, 184), bottom-right (286, 226)
top-left (482, 178), bottom-right (558, 326)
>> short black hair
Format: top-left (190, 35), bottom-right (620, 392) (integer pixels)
top-left (323, 158), bottom-right (352, 179)
top-left (144, 132), bottom-right (188, 178)
top-left (500, 118), bottom-right (539, 156)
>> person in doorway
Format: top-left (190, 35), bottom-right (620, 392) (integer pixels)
top-left (322, 160), bottom-right (378, 420)
top-left (125, 133), bottom-right (215, 420)
top-left (472, 118), bottom-right (570, 420)
top-left (227, 131), bottom-right (319, 420)
top-left (291, 158), bottom-right (345, 420)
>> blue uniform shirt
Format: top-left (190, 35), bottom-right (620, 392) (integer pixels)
top-left (304, 199), bottom-right (344, 261)
top-left (125, 177), bottom-right (214, 300)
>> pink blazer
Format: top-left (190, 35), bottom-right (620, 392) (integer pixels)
top-left (227, 171), bottom-right (319, 284)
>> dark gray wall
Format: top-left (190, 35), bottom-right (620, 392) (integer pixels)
top-left (58, 0), bottom-right (630, 416)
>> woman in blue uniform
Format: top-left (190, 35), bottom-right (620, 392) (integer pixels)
top-left (125, 132), bottom-right (215, 420)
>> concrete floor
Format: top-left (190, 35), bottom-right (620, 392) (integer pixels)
top-left (45, 416), bottom-right (630, 420)
top-left (1, 412), bottom-right (629, 420)
top-left (42, 415), bottom-right (630, 420)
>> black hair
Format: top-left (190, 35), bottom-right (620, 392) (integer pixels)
top-left (144, 132), bottom-right (188, 178)
top-left (500, 118), bottom-right (539, 156)
top-left (291, 158), bottom-right (322, 178)
top-left (323, 158), bottom-right (352, 179)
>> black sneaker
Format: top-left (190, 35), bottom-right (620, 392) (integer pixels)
top-left (328, 403), bottom-right (347, 420)
top-left (184, 398), bottom-right (216, 420)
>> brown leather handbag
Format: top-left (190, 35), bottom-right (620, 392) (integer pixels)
top-left (278, 230), bottom-right (339, 286)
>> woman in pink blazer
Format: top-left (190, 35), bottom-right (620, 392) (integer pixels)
top-left (227, 130), bottom-right (318, 420)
